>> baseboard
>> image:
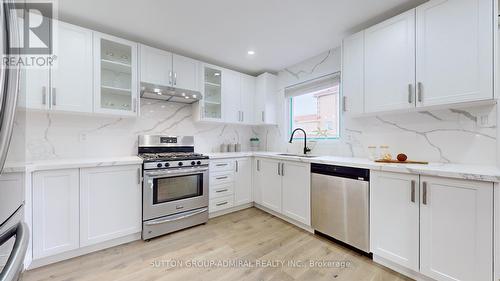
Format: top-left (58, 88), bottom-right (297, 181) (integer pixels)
top-left (372, 255), bottom-right (435, 281)
top-left (27, 233), bottom-right (141, 270)
top-left (253, 203), bottom-right (314, 233)
top-left (209, 203), bottom-right (253, 218)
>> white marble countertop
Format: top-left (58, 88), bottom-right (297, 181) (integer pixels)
top-left (207, 152), bottom-right (500, 183)
top-left (3, 156), bottom-right (143, 173)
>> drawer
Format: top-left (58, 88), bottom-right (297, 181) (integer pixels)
top-left (210, 160), bottom-right (235, 172)
top-left (210, 182), bottom-right (234, 199)
top-left (209, 195), bottom-right (234, 213)
top-left (210, 172), bottom-right (234, 185)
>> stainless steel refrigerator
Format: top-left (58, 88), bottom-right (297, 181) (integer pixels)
top-left (0, 0), bottom-right (29, 280)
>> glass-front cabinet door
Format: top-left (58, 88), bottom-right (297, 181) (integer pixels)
top-left (201, 65), bottom-right (223, 120)
top-left (94, 33), bottom-right (138, 116)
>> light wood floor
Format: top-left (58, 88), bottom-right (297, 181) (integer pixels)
top-left (22, 208), bottom-right (411, 281)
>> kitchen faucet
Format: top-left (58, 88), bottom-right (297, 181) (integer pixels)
top-left (289, 128), bottom-right (311, 155)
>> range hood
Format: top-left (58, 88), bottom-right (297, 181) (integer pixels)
top-left (140, 82), bottom-right (202, 104)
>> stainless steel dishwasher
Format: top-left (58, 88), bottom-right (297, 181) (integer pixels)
top-left (311, 163), bottom-right (370, 253)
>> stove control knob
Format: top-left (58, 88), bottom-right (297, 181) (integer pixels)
top-left (197, 161), bottom-right (202, 165)
top-left (164, 163), bottom-right (170, 167)
top-left (156, 163), bottom-right (162, 168)
top-left (191, 161), bottom-right (196, 166)
top-left (178, 162), bottom-right (183, 166)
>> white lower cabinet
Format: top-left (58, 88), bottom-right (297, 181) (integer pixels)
top-left (419, 176), bottom-right (492, 281)
top-left (371, 171), bottom-right (493, 281)
top-left (33, 169), bottom-right (80, 259)
top-left (370, 171), bottom-right (419, 271)
top-left (208, 157), bottom-right (252, 213)
top-left (254, 157), bottom-right (311, 226)
top-left (31, 165), bottom-right (142, 261)
top-left (79, 166), bottom-right (142, 247)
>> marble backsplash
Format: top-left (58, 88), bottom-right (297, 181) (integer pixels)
top-left (9, 100), bottom-right (256, 162)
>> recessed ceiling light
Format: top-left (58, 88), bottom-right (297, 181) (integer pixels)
top-left (247, 50), bottom-right (255, 55)
top-left (192, 94), bottom-right (197, 98)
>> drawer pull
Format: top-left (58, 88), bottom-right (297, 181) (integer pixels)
top-left (215, 189), bottom-right (228, 193)
top-left (216, 163), bottom-right (228, 167)
top-left (216, 202), bottom-right (228, 207)
top-left (216, 176), bottom-right (228, 180)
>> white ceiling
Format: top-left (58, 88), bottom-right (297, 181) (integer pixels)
top-left (57, 0), bottom-right (427, 76)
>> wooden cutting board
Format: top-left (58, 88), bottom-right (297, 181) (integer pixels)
top-left (375, 159), bottom-right (429, 164)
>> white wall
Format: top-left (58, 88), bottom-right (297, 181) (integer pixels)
top-left (255, 48), bottom-right (497, 165)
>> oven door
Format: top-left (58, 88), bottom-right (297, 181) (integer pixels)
top-left (143, 166), bottom-right (208, 221)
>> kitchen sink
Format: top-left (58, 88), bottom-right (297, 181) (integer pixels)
top-left (277, 153), bottom-right (318, 158)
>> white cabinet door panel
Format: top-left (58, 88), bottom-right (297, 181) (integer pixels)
top-left (22, 68), bottom-right (49, 110)
top-left (172, 54), bottom-right (199, 92)
top-left (33, 169), bottom-right (79, 259)
top-left (222, 69), bottom-right (241, 123)
top-left (234, 158), bottom-right (252, 205)
top-left (364, 9), bottom-right (416, 113)
top-left (80, 165), bottom-right (141, 247)
top-left (259, 158), bottom-right (282, 213)
top-left (342, 31), bottom-right (364, 115)
top-left (240, 74), bottom-right (255, 124)
top-left (51, 21), bottom-right (93, 113)
top-left (370, 171), bottom-right (419, 272)
top-left (420, 176), bottom-right (492, 281)
top-left (416, 0), bottom-right (493, 106)
top-left (281, 161), bottom-right (310, 226)
top-left (140, 45), bottom-right (172, 86)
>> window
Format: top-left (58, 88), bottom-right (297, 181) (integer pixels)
top-left (287, 74), bottom-right (340, 140)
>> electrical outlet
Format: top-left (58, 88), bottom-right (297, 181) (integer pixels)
top-left (79, 133), bottom-right (87, 142)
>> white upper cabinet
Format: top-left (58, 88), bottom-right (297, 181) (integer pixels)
top-left (139, 45), bottom-right (172, 86)
top-left (222, 69), bottom-right (242, 124)
top-left (22, 20), bottom-right (93, 113)
top-left (254, 73), bottom-right (278, 125)
top-left (94, 32), bottom-right (139, 116)
top-left (364, 9), bottom-right (416, 113)
top-left (341, 31), bottom-right (365, 115)
top-left (51, 21), bottom-right (93, 113)
top-left (415, 0), bottom-right (493, 107)
top-left (240, 74), bottom-right (255, 124)
top-left (420, 176), bottom-right (493, 281)
top-left (172, 54), bottom-right (200, 92)
top-left (370, 171), bottom-right (419, 272)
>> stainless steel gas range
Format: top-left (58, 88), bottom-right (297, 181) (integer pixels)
top-left (138, 135), bottom-right (209, 240)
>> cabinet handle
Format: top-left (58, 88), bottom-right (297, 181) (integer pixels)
top-left (42, 86), bottom-right (47, 105)
top-left (342, 96), bottom-right (347, 112)
top-left (277, 162), bottom-right (280, 176)
top-left (257, 159), bottom-right (260, 171)
top-left (216, 176), bottom-right (228, 180)
top-left (241, 111), bottom-right (244, 122)
top-left (137, 168), bottom-right (141, 185)
top-left (422, 181), bottom-right (428, 205)
top-left (417, 82), bottom-right (423, 102)
top-left (51, 88), bottom-right (56, 106)
top-left (261, 111), bottom-right (265, 122)
top-left (169, 71), bottom-right (173, 85)
top-left (174, 72), bottom-right (177, 86)
top-left (410, 180), bottom-right (415, 203)
top-left (281, 163), bottom-right (284, 176)
top-left (216, 201), bottom-right (228, 207)
top-left (215, 189), bottom-right (228, 193)
top-left (235, 160), bottom-right (238, 172)
top-left (408, 84), bottom-right (413, 104)
top-left (133, 98), bottom-right (137, 112)
top-left (216, 163), bottom-right (228, 167)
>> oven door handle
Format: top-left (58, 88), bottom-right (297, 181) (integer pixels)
top-left (144, 167), bottom-right (208, 178)
top-left (143, 208), bottom-right (208, 226)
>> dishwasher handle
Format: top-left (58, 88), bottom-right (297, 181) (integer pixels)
top-left (311, 163), bottom-right (370, 181)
